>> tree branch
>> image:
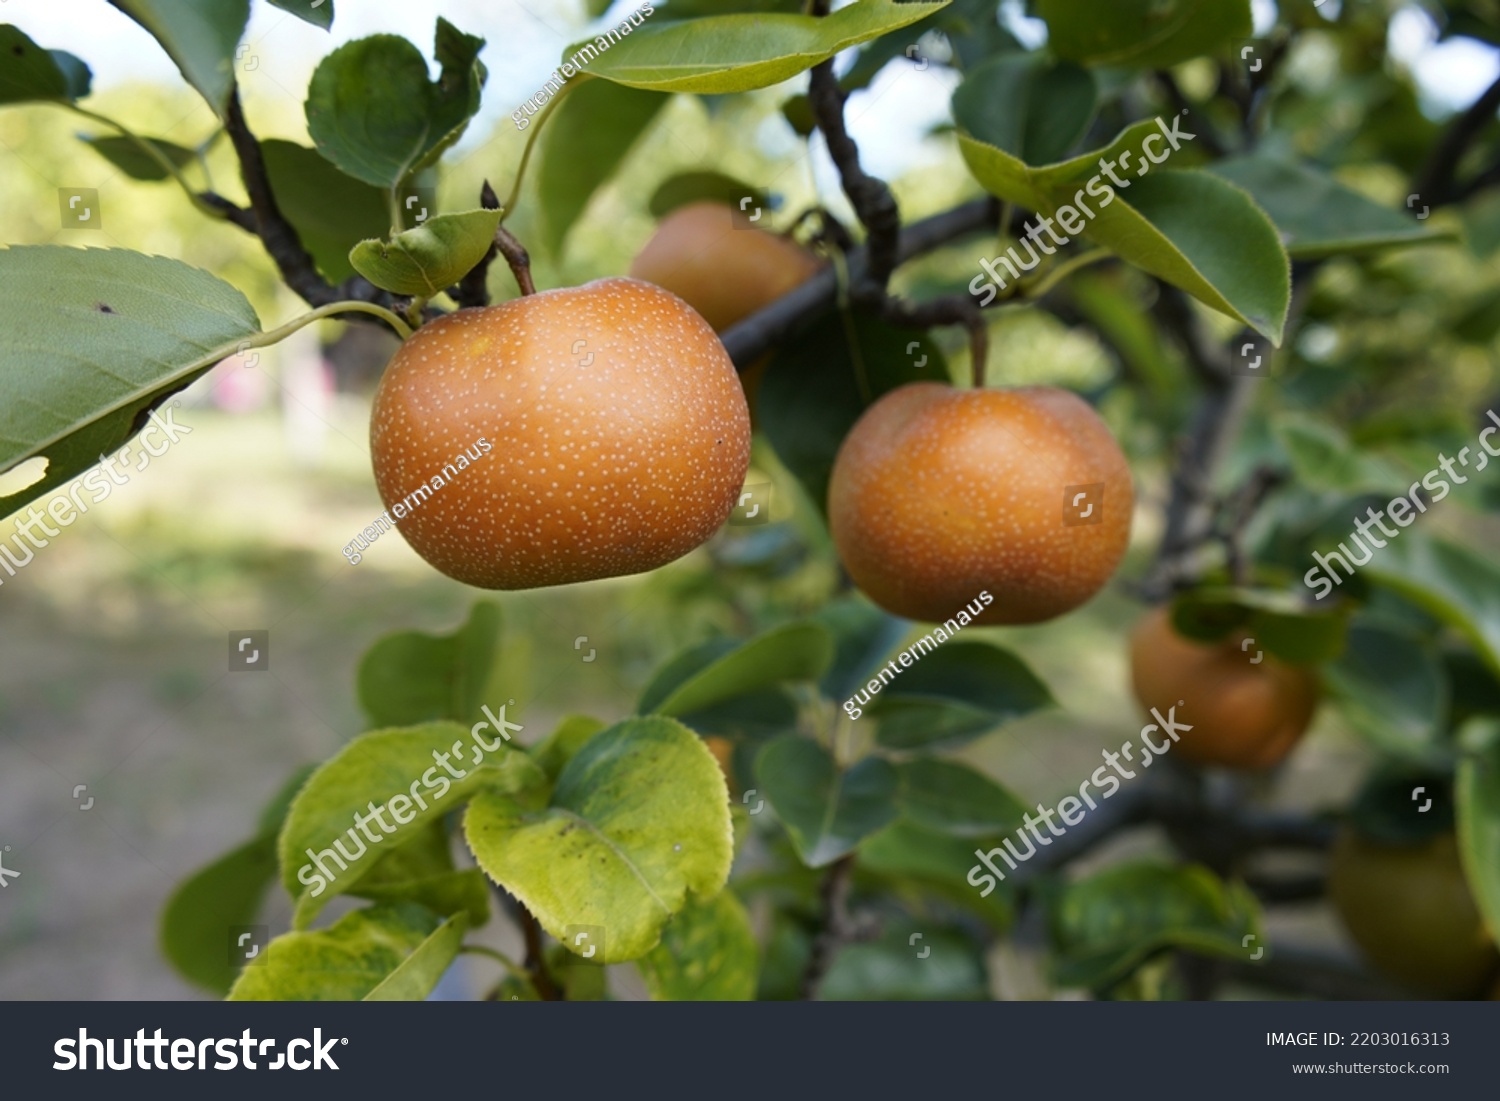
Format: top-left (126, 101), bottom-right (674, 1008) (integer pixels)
top-left (1414, 71), bottom-right (1500, 207)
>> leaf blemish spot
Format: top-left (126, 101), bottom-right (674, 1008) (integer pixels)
top-left (95, 302), bottom-right (116, 314)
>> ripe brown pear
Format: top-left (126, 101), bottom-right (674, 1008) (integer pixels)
top-left (827, 383), bottom-right (1133, 625)
top-left (369, 277), bottom-right (751, 589)
top-left (629, 201), bottom-right (823, 415)
top-left (1329, 829), bottom-right (1499, 998)
top-left (1129, 607), bottom-right (1320, 769)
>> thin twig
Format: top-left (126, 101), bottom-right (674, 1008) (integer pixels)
top-left (1414, 71), bottom-right (1500, 207)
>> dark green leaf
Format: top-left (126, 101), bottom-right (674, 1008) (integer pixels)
top-left (80, 133), bottom-right (197, 182)
top-left (869, 641), bottom-right (1054, 750)
top-left (160, 835), bottom-right (278, 995)
top-left (0, 26), bottom-right (90, 104)
top-left (350, 207), bottom-right (501, 297)
top-left (109, 0), bottom-right (250, 116)
top-left (305, 18), bottom-right (486, 188)
top-left (1456, 720), bottom-right (1500, 944)
top-left (1211, 156), bottom-right (1450, 258)
top-left (1037, 0), bottom-right (1252, 68)
top-left (812, 596), bottom-right (911, 700)
top-left (263, 139), bottom-right (389, 283)
top-left (859, 818), bottom-right (1015, 930)
top-left (637, 890), bottom-right (758, 1000)
top-left (1169, 586), bottom-right (1349, 665)
top-left (895, 758), bottom-right (1026, 836)
top-left (1368, 537), bottom-right (1500, 676)
top-left (0, 246), bottom-right (261, 518)
top-left (537, 78), bottom-right (666, 255)
top-left (267, 0), bottom-right (333, 30)
top-left (756, 735), bottom-right (898, 866)
top-left (648, 171), bottom-right (768, 220)
top-left (759, 312), bottom-right (947, 515)
top-left (820, 920), bottom-right (988, 1000)
top-left (1049, 862), bottom-right (1263, 990)
top-left (357, 602), bottom-right (502, 728)
top-left (640, 622), bottom-right (834, 718)
top-left (1325, 620), bottom-right (1450, 764)
top-left (951, 54), bottom-right (1096, 167)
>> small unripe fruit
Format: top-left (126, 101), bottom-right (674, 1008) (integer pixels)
top-left (369, 278), bottom-right (751, 589)
top-left (629, 201), bottom-right (823, 333)
top-left (828, 383), bottom-right (1133, 625)
top-left (1129, 607), bottom-right (1319, 769)
top-left (1329, 829), bottom-right (1498, 998)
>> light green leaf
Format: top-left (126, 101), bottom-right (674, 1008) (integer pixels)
top-left (640, 622), bottom-right (834, 718)
top-left (0, 25), bottom-right (91, 104)
top-left (577, 0), bottom-right (949, 93)
top-left (363, 911), bottom-right (469, 1001)
top-left (464, 716), bottom-right (733, 963)
top-left (638, 890), bottom-right (758, 1000)
top-left (354, 869), bottom-right (491, 928)
top-left (1325, 620), bottom-right (1449, 764)
top-left (227, 903), bottom-right (441, 1001)
top-left (267, 0), bottom-right (333, 30)
top-left (305, 18), bottom-right (486, 188)
top-left (0, 246), bottom-right (261, 518)
top-left (538, 77), bottom-right (666, 255)
top-left (1456, 720), bottom-right (1500, 944)
top-left (820, 920), bottom-right (988, 1000)
top-left (108, 0), bottom-right (250, 116)
top-left (350, 208), bottom-right (501, 298)
top-left (279, 720), bottom-right (546, 927)
top-left (160, 835), bottom-right (278, 995)
top-left (869, 641), bottom-right (1054, 751)
top-left (531, 715), bottom-right (608, 781)
top-left (756, 735), bottom-right (897, 867)
top-left (1037, 0), bottom-right (1252, 68)
top-left (895, 759), bottom-right (1026, 837)
top-left (263, 140), bottom-right (389, 283)
top-left (1367, 537), bottom-right (1500, 677)
top-left (951, 54), bottom-right (1096, 168)
top-left (357, 602), bottom-right (502, 729)
top-left (1049, 863), bottom-right (1263, 990)
top-left (80, 133), bottom-right (197, 182)
top-left (1210, 156), bottom-right (1451, 259)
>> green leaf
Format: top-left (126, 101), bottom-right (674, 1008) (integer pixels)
top-left (648, 171), bottom-right (769, 220)
top-left (676, 690), bottom-right (799, 743)
top-left (279, 720), bottom-right (546, 927)
top-left (638, 890), bottom-right (758, 1000)
top-left (464, 716), bottom-right (733, 963)
top-left (305, 18), bottom-right (486, 188)
top-left (1169, 587), bottom-right (1349, 665)
top-left (895, 759), bottom-right (1027, 837)
top-left (756, 735), bottom-right (898, 867)
top-left (227, 902), bottom-right (442, 1001)
top-left (1037, 0), bottom-right (1252, 68)
top-left (1273, 414), bottom-right (1410, 496)
top-left (267, 0), bottom-right (333, 30)
top-left (577, 0), bottom-right (949, 93)
top-left (759, 312), bottom-right (948, 515)
top-left (79, 134), bottom-right (197, 182)
top-left (0, 246), bottom-right (262, 518)
top-left (859, 818), bottom-right (1015, 930)
top-left (1049, 863), bottom-right (1263, 990)
top-left (1210, 156), bottom-right (1451, 259)
top-left (1367, 537), bottom-right (1500, 677)
top-left (951, 54), bottom-right (1096, 168)
top-left (350, 208), bottom-right (501, 297)
top-left (639, 622), bottom-right (834, 717)
top-left (1456, 720), bottom-right (1500, 944)
top-left (812, 596), bottom-right (911, 701)
top-left (108, 0), bottom-right (250, 116)
top-left (357, 602), bottom-right (502, 728)
top-left (868, 641), bottom-right (1054, 751)
top-left (364, 912), bottom-right (469, 1001)
top-left (1325, 620), bottom-right (1449, 764)
top-left (820, 920), bottom-right (988, 1000)
top-left (160, 835), bottom-right (278, 995)
top-left (263, 139), bottom-right (389, 283)
top-left (0, 26), bottom-right (91, 104)
top-left (531, 714), bottom-right (608, 780)
top-left (354, 869), bottom-right (491, 928)
top-left (537, 77), bottom-right (666, 255)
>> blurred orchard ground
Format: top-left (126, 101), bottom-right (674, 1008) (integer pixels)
top-left (0, 0), bottom-right (1497, 999)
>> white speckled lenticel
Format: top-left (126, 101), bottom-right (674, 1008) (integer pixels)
top-left (369, 277), bottom-right (752, 589)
